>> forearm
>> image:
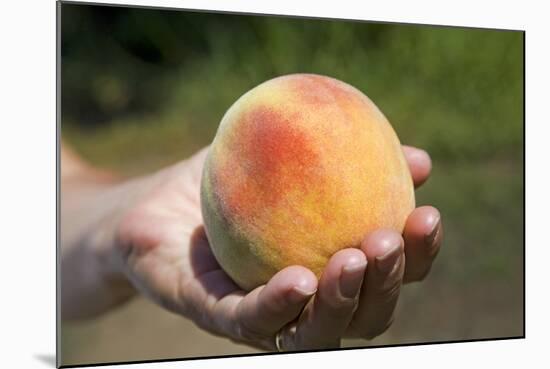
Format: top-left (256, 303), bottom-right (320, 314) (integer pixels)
top-left (61, 144), bottom-right (136, 319)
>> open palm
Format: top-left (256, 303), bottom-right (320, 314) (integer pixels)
top-left (114, 145), bottom-right (442, 351)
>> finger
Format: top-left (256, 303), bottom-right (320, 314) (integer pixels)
top-left (403, 206), bottom-right (443, 283)
top-left (234, 265), bottom-right (318, 348)
top-left (281, 248), bottom-right (367, 350)
top-left (350, 230), bottom-right (405, 339)
top-left (402, 145), bottom-right (432, 188)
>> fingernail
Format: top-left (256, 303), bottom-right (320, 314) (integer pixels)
top-left (288, 286), bottom-right (317, 304)
top-left (375, 243), bottom-right (402, 274)
top-left (340, 261), bottom-right (367, 298)
top-left (425, 217), bottom-right (441, 245)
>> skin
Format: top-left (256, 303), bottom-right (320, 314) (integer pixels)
top-left (202, 74), bottom-right (416, 290)
top-left (61, 142), bottom-right (443, 351)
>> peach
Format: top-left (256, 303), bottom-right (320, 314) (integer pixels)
top-left (200, 74), bottom-right (415, 291)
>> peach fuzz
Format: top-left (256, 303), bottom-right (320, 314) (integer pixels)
top-left (200, 74), bottom-right (415, 291)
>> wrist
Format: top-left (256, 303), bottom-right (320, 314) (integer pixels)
top-left (88, 180), bottom-right (145, 300)
top-left (62, 179), bottom-right (139, 319)
top-left (92, 172), bottom-right (168, 301)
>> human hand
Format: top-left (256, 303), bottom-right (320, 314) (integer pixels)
top-left (110, 145), bottom-right (442, 351)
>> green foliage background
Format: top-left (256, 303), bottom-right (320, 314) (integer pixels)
top-left (61, 3), bottom-right (524, 366)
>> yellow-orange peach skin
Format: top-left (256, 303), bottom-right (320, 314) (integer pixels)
top-left (200, 74), bottom-right (415, 291)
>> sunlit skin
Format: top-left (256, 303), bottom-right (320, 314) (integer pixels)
top-left (61, 139), bottom-right (443, 351)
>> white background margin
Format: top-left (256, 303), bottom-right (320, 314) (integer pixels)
top-left (0, 0), bottom-right (547, 368)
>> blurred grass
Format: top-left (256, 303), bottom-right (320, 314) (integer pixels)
top-left (61, 3), bottom-right (524, 366)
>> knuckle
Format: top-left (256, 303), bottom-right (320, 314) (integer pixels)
top-left (321, 295), bottom-right (359, 316)
top-left (234, 309), bottom-right (269, 343)
top-left (371, 279), bottom-right (402, 304)
top-left (228, 322), bottom-right (273, 350)
top-left (234, 320), bottom-right (261, 342)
